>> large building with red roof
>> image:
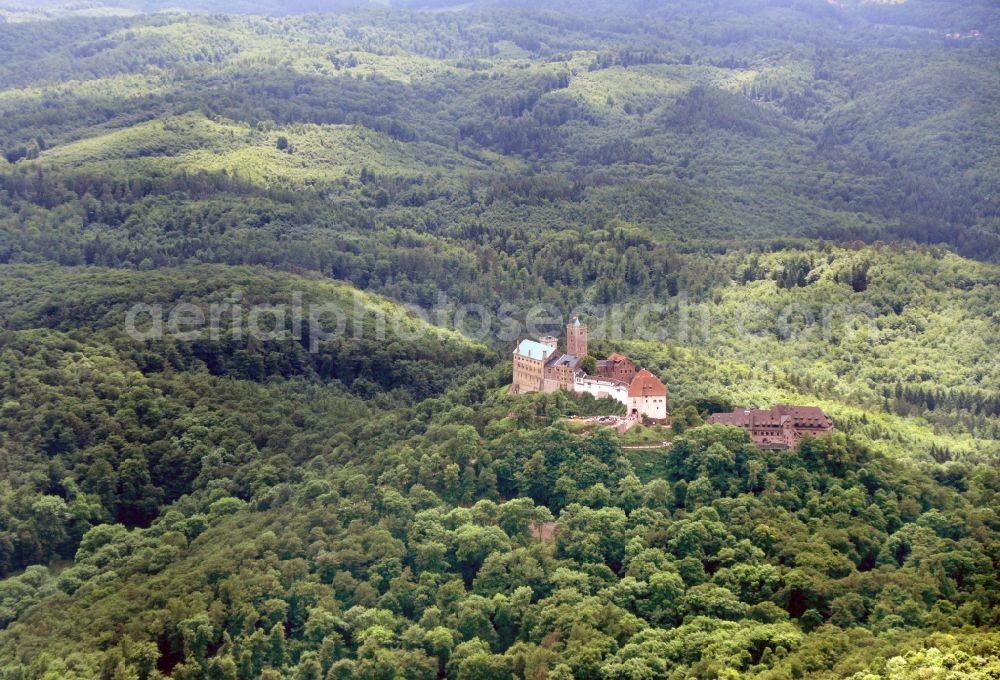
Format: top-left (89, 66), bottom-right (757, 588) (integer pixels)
top-left (708, 405), bottom-right (834, 449)
top-left (627, 369), bottom-right (668, 420)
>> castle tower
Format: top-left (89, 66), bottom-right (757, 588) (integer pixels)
top-left (566, 317), bottom-right (588, 357)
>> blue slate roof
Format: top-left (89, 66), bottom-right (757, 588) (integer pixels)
top-left (514, 339), bottom-right (556, 361)
top-left (550, 354), bottom-right (582, 369)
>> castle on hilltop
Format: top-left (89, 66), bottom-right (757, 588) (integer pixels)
top-left (511, 318), bottom-right (668, 421)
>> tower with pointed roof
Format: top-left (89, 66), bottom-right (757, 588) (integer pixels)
top-left (566, 316), bottom-right (588, 357)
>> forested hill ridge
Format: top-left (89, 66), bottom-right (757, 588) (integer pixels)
top-left (1, 2), bottom-right (998, 263)
top-left (2, 0), bottom-right (998, 27)
top-left (1, 266), bottom-right (999, 680)
top-left (0, 0), bottom-right (999, 678)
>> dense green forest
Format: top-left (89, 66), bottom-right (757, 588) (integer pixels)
top-left (0, 0), bottom-right (998, 678)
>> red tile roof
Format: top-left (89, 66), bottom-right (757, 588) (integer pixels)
top-left (709, 410), bottom-right (750, 427)
top-left (772, 404), bottom-right (833, 428)
top-left (707, 405), bottom-right (834, 441)
top-left (628, 369), bottom-right (667, 397)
